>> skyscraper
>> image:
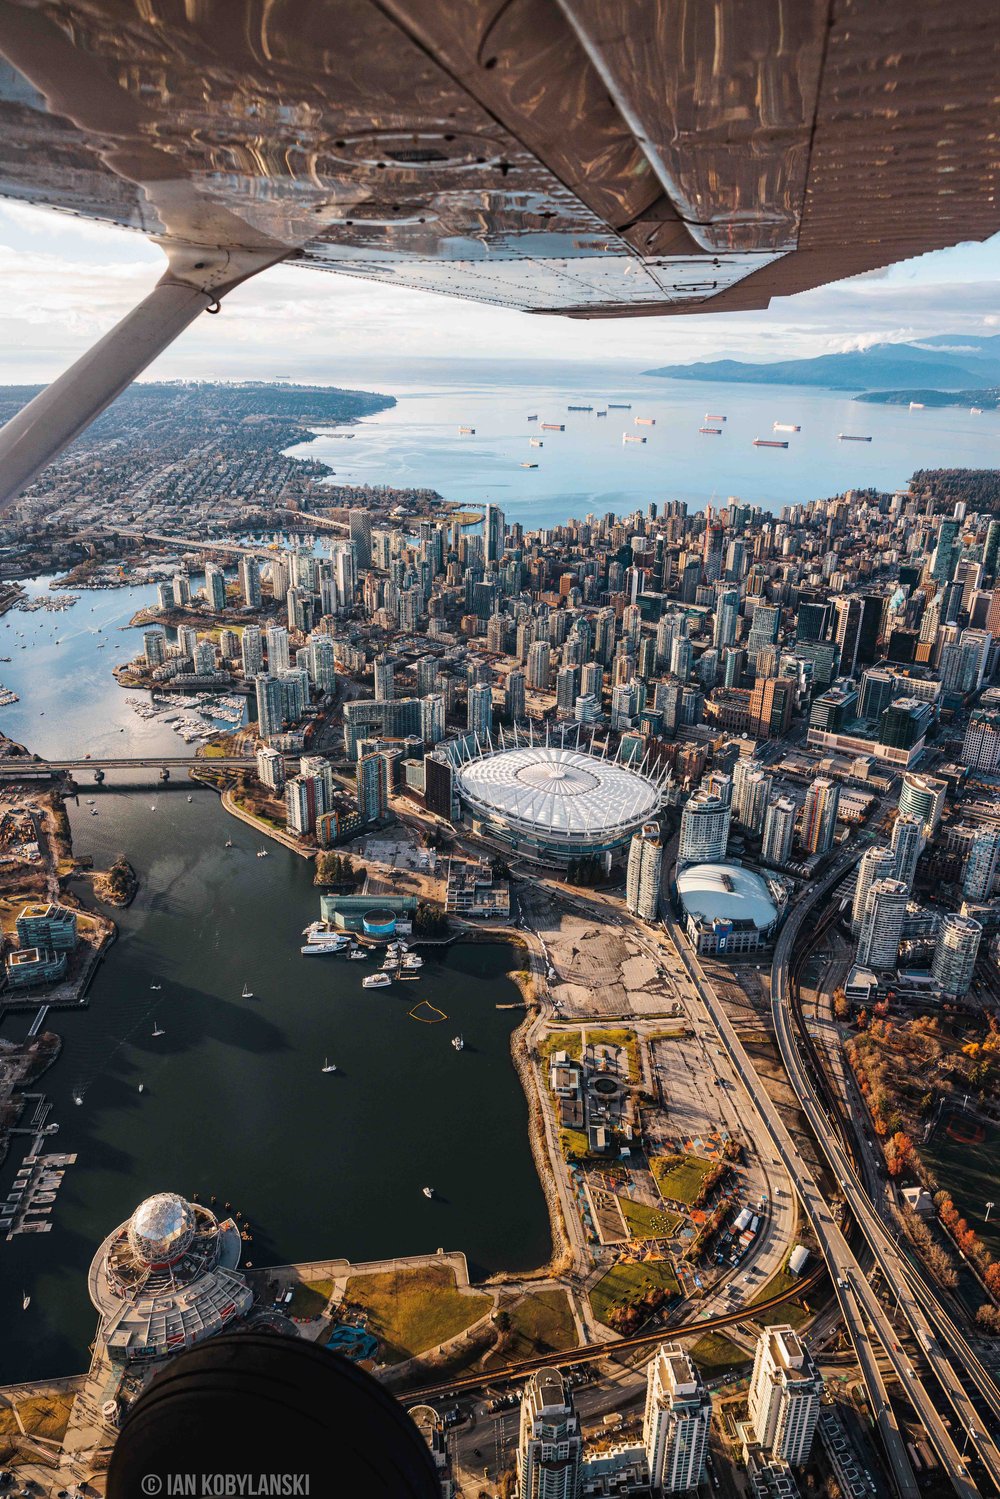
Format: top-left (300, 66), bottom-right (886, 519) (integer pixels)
top-left (239, 555), bottom-right (261, 609)
top-left (799, 777), bottom-right (839, 855)
top-left (356, 752), bottom-right (388, 824)
top-left (284, 776), bottom-right (314, 835)
top-left (678, 793), bottom-right (730, 864)
top-left (963, 830), bottom-right (1000, 901)
top-left (241, 624), bottom-right (264, 678)
top-left (254, 673), bottom-right (285, 741)
top-left (832, 596), bottom-right (863, 677)
top-left (748, 1326), bottom-right (823, 1466)
top-left (962, 708), bottom-right (1000, 773)
top-left (265, 625), bottom-right (290, 674)
top-left (506, 668), bottom-right (526, 722)
top-left (517, 1370), bottom-right (583, 1499)
top-left (732, 764), bottom-right (772, 835)
top-left (851, 845), bottom-right (898, 934)
top-left (484, 502), bottom-right (505, 566)
top-left (348, 508), bottom-right (372, 570)
top-left (626, 823), bottom-right (663, 921)
top-left (761, 798), bottom-right (796, 867)
top-left (527, 640), bottom-right (551, 690)
top-left (643, 1344), bottom-right (712, 1493)
top-left (467, 681), bottom-right (493, 737)
top-left (204, 562), bottom-right (227, 611)
top-left (374, 653), bottom-right (394, 702)
top-left (747, 602), bottom-right (781, 658)
top-left (143, 630), bottom-right (166, 668)
top-left (713, 588), bottom-right (740, 649)
top-left (555, 665), bottom-right (580, 715)
top-left (898, 772), bottom-right (947, 836)
top-left (932, 913), bottom-right (982, 997)
top-left (420, 693), bottom-right (445, 745)
top-left (856, 879), bottom-right (908, 970)
top-left (890, 815), bottom-right (924, 892)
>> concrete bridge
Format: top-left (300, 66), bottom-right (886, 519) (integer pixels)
top-left (0, 755), bottom-right (258, 781)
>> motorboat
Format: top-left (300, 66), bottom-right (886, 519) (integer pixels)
top-left (402, 954), bottom-right (423, 970)
top-left (150, 983), bottom-right (161, 990)
top-left (73, 1093), bottom-right (83, 1107)
top-left (22, 1292), bottom-right (30, 1311)
top-left (363, 972), bottom-right (392, 989)
top-left (422, 1187), bottom-right (434, 1199)
top-left (138, 1083), bottom-right (144, 1094)
top-left (347, 948), bottom-right (368, 960)
top-left (225, 839), bottom-right (234, 848)
top-left (452, 1035), bottom-right (464, 1051)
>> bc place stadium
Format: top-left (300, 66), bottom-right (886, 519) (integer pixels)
top-left (443, 726), bottom-right (668, 866)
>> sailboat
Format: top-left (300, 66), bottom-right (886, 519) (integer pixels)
top-left (22, 1291), bottom-right (29, 1311)
top-left (225, 839), bottom-right (234, 848)
top-left (152, 1021), bottom-right (165, 1038)
top-left (241, 983), bottom-right (253, 999)
top-left (321, 1058), bottom-right (337, 1073)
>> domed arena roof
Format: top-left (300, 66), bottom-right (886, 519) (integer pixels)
top-left (676, 862), bottom-right (779, 930)
top-left (454, 744), bottom-right (662, 845)
top-left (127, 1191), bottom-right (197, 1266)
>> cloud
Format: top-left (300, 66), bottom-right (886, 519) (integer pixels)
top-left (1, 200), bottom-right (999, 382)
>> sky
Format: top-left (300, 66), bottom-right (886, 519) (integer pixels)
top-left (1, 199), bottom-right (999, 386)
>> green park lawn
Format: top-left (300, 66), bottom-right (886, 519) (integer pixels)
top-left (586, 1027), bottom-right (640, 1081)
top-left (589, 1260), bottom-right (680, 1329)
top-left (344, 1265), bottom-right (491, 1364)
top-left (539, 1031), bottom-right (584, 1067)
top-left (485, 1290), bottom-right (576, 1367)
top-left (688, 1332), bottom-right (751, 1376)
top-left (650, 1153), bottom-right (715, 1205)
top-left (620, 1197), bottom-right (682, 1239)
top-left (748, 1265), bottom-right (810, 1328)
top-left (288, 1278), bottom-right (335, 1319)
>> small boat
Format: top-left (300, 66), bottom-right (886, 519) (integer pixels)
top-left (321, 1058), bottom-right (337, 1074)
top-left (22, 1292), bottom-right (29, 1311)
top-left (150, 804), bottom-right (157, 811)
top-left (187, 795), bottom-right (193, 802)
top-left (91, 808), bottom-right (98, 815)
top-left (452, 1035), bottom-right (464, 1051)
top-left (909, 401), bottom-right (925, 410)
top-left (520, 462), bottom-right (539, 469)
top-left (152, 1022), bottom-right (165, 1037)
top-left (347, 948), bottom-right (368, 961)
top-left (73, 1093), bottom-right (83, 1107)
top-left (402, 954), bottom-right (423, 970)
top-left (138, 1083), bottom-right (145, 1094)
top-left (422, 1186), bottom-right (435, 1199)
top-left (241, 983), bottom-right (253, 999)
top-left (971, 406), bottom-right (983, 414)
top-left (256, 848), bottom-right (268, 858)
top-left (363, 972), bottom-right (392, 989)
top-left (150, 983), bottom-right (161, 990)
top-left (225, 839), bottom-right (234, 848)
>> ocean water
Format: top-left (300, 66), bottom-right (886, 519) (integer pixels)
top-left (287, 371), bottom-right (1000, 525)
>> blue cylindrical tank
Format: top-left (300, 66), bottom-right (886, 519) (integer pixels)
top-left (362, 909), bottom-right (397, 939)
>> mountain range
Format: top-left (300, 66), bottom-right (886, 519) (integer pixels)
top-left (643, 335), bottom-right (1000, 391)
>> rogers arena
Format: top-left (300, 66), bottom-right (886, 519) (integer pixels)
top-left (450, 735), bottom-right (666, 866)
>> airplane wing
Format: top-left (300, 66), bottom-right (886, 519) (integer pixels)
top-left (0, 0), bottom-right (998, 501)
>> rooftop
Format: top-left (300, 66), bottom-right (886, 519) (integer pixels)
top-left (677, 863), bottom-right (780, 931)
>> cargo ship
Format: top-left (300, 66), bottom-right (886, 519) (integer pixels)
top-left (520, 461), bottom-right (539, 468)
top-left (773, 423), bottom-right (800, 433)
top-left (634, 416), bottom-right (655, 426)
top-left (458, 426), bottom-right (475, 435)
top-left (699, 426), bottom-right (722, 435)
top-left (623, 433), bottom-right (647, 444)
top-left (541, 422), bottom-right (565, 431)
top-left (837, 433), bottom-right (872, 442)
top-left (909, 401), bottom-right (925, 410)
top-left (753, 437), bottom-right (788, 448)
top-left (705, 413), bottom-right (726, 422)
top-left (529, 437), bottom-right (543, 447)
top-left (526, 413), bottom-right (538, 421)
top-left (608, 402), bottom-right (631, 409)
top-left (567, 404), bottom-right (593, 411)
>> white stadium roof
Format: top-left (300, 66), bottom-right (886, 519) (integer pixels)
top-left (676, 863), bottom-right (779, 930)
top-left (454, 744), bottom-right (662, 844)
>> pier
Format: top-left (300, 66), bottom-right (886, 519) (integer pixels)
top-left (1, 1148), bottom-right (77, 1240)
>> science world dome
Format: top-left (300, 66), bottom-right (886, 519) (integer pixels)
top-left (127, 1192), bottom-right (197, 1266)
top-left (450, 732), bottom-right (666, 865)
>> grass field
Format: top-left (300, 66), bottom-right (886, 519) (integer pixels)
top-left (748, 1267), bottom-right (809, 1327)
top-left (650, 1154), bottom-right (715, 1205)
top-left (620, 1197), bottom-right (682, 1239)
top-left (589, 1260), bottom-right (680, 1328)
top-left (485, 1290), bottom-right (576, 1367)
top-left (289, 1278), bottom-right (335, 1319)
top-left (559, 1126), bottom-right (591, 1160)
top-left (587, 1027), bottom-right (640, 1081)
top-left (688, 1332), bottom-right (751, 1375)
top-left (922, 1109), bottom-right (1000, 1257)
top-left (344, 1265), bottom-right (491, 1364)
top-left (539, 1031), bottom-right (584, 1067)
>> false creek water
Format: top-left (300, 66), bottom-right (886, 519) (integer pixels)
top-left (0, 580), bottom-right (546, 1383)
top-left (290, 370), bottom-right (1000, 523)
